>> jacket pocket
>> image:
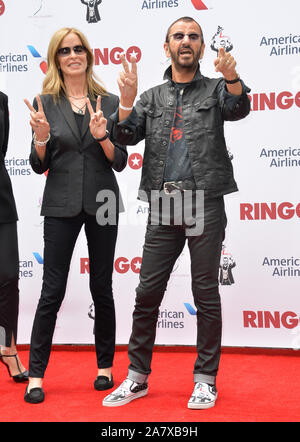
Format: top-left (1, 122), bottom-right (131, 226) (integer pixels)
top-left (145, 108), bottom-right (163, 118)
top-left (145, 107), bottom-right (163, 136)
top-left (43, 171), bottom-right (68, 207)
top-left (195, 97), bottom-right (222, 129)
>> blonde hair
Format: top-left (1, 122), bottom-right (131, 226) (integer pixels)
top-left (42, 27), bottom-right (107, 99)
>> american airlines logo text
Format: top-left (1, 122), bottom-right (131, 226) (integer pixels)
top-left (244, 311), bottom-right (299, 329)
top-left (262, 256), bottom-right (300, 278)
top-left (93, 46), bottom-right (142, 65)
top-left (248, 91), bottom-right (300, 111)
top-left (80, 257), bottom-right (142, 274)
top-left (240, 202), bottom-right (300, 220)
top-left (142, 0), bottom-right (178, 9)
top-left (19, 252), bottom-right (43, 279)
top-left (260, 34), bottom-right (300, 57)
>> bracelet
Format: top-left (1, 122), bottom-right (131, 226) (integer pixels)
top-left (224, 74), bottom-right (240, 84)
top-left (119, 103), bottom-right (133, 111)
top-left (33, 132), bottom-right (50, 146)
top-left (94, 130), bottom-right (110, 142)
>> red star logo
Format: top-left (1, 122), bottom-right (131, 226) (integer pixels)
top-left (131, 257), bottom-right (142, 273)
top-left (129, 153), bottom-right (143, 170)
top-left (0, 1), bottom-right (5, 15)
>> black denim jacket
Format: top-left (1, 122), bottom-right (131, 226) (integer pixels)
top-left (112, 65), bottom-right (251, 200)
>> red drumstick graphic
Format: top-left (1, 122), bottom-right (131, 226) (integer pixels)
top-left (191, 0), bottom-right (208, 10)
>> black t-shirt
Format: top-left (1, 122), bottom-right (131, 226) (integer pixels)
top-left (73, 111), bottom-right (84, 132)
top-left (163, 83), bottom-right (193, 182)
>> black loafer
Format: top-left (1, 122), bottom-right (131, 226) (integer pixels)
top-left (94, 375), bottom-right (114, 391)
top-left (24, 386), bottom-right (45, 404)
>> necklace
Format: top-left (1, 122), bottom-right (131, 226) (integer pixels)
top-left (68, 95), bottom-right (87, 100)
top-left (70, 101), bottom-right (86, 114)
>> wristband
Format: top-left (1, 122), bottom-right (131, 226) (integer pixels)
top-left (94, 130), bottom-right (110, 142)
top-left (224, 75), bottom-right (240, 84)
top-left (33, 132), bottom-right (50, 146)
top-left (119, 103), bottom-right (133, 111)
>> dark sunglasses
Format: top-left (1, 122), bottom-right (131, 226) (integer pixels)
top-left (57, 45), bottom-right (87, 57)
top-left (169, 33), bottom-right (202, 42)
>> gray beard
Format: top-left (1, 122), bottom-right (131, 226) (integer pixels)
top-left (172, 58), bottom-right (199, 73)
top-left (169, 47), bottom-right (202, 73)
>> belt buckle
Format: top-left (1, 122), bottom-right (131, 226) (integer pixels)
top-left (163, 181), bottom-right (181, 194)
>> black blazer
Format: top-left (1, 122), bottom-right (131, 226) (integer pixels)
top-left (30, 93), bottom-right (127, 217)
top-left (0, 92), bottom-right (18, 223)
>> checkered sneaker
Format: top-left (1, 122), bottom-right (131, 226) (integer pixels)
top-left (102, 378), bottom-right (148, 407)
top-left (188, 382), bottom-right (218, 409)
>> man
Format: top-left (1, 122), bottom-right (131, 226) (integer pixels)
top-left (219, 256), bottom-right (236, 285)
top-left (81, 0), bottom-right (102, 23)
top-left (103, 16), bottom-right (250, 409)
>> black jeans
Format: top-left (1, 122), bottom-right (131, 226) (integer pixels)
top-left (127, 196), bottom-right (226, 386)
top-left (0, 222), bottom-right (19, 347)
top-left (29, 211), bottom-right (118, 378)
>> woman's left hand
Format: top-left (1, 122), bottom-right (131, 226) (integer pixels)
top-left (86, 96), bottom-right (107, 140)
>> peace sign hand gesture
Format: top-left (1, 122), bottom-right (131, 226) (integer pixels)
top-left (24, 95), bottom-right (50, 143)
top-left (117, 53), bottom-right (138, 108)
top-left (86, 96), bottom-right (108, 140)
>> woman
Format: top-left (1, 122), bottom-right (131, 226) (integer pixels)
top-left (24, 28), bottom-right (127, 404)
top-left (0, 91), bottom-right (28, 383)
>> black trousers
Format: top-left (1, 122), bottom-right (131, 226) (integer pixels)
top-left (29, 211), bottom-right (118, 378)
top-left (127, 196), bottom-right (226, 386)
top-left (0, 222), bottom-right (19, 347)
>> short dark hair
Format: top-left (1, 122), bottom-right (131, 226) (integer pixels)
top-left (165, 16), bottom-right (204, 44)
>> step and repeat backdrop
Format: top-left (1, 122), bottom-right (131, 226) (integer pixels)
top-left (0, 0), bottom-right (299, 348)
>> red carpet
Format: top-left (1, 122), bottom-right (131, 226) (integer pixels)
top-left (1, 346), bottom-right (299, 424)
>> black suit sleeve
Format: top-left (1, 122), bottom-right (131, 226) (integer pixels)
top-left (1, 93), bottom-right (9, 158)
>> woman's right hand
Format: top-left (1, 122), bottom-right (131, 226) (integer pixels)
top-left (24, 95), bottom-right (50, 144)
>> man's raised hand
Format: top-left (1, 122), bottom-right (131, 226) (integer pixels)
top-left (214, 47), bottom-right (237, 81)
top-left (117, 54), bottom-right (138, 108)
